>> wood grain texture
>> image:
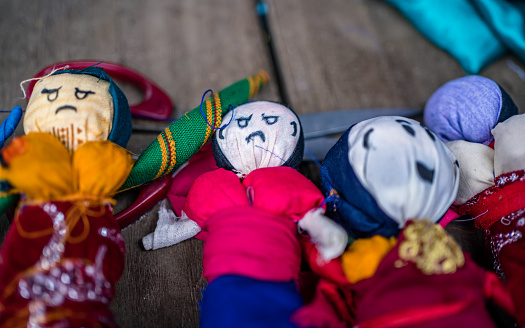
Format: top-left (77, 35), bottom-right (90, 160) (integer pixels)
top-left (266, 0), bottom-right (525, 114)
top-left (0, 1), bottom-right (276, 327)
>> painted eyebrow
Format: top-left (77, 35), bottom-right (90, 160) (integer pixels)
top-left (41, 86), bottom-right (62, 93)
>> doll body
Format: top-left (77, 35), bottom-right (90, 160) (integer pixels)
top-left (185, 166), bottom-right (325, 327)
top-left (143, 101), bottom-right (348, 327)
top-left (320, 116), bottom-right (508, 327)
top-left (0, 133), bottom-right (132, 327)
top-left (346, 220), bottom-right (498, 328)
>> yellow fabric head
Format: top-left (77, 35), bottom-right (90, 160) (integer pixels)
top-left (0, 133), bottom-right (132, 202)
top-left (24, 74), bottom-right (114, 151)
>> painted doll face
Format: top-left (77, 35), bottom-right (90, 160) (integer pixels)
top-left (24, 73), bottom-right (114, 151)
top-left (347, 116), bottom-right (459, 227)
top-left (216, 101), bottom-right (300, 176)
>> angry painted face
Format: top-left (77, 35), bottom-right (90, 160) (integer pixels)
top-left (213, 101), bottom-right (302, 176)
top-left (24, 73), bottom-right (114, 151)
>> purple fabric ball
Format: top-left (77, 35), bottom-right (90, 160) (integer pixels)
top-left (424, 75), bottom-right (517, 145)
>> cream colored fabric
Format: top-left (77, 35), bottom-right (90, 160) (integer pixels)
top-left (492, 114), bottom-right (525, 177)
top-left (446, 140), bottom-right (495, 205)
top-left (142, 200), bottom-right (201, 251)
top-left (297, 208), bottom-right (348, 261)
top-left (24, 74), bottom-right (114, 152)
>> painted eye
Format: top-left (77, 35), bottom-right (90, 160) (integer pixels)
top-left (41, 87), bottom-right (61, 102)
top-left (75, 88), bottom-right (95, 100)
top-left (262, 114), bottom-right (279, 125)
top-left (236, 114), bottom-right (253, 129)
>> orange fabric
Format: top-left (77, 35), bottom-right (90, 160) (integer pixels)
top-left (0, 132), bottom-right (133, 202)
top-left (342, 235), bottom-right (397, 283)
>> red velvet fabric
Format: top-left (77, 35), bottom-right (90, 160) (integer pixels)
top-left (459, 170), bottom-right (525, 326)
top-left (0, 201), bottom-right (124, 328)
top-left (184, 166), bottom-right (325, 282)
top-left (351, 222), bottom-right (497, 328)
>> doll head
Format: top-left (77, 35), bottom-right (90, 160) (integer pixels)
top-left (212, 101), bottom-right (303, 177)
top-left (321, 116), bottom-right (459, 238)
top-left (424, 75), bottom-right (517, 145)
top-left (24, 66), bottom-right (132, 151)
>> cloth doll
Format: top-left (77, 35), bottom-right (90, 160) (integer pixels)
top-left (0, 132), bottom-right (133, 327)
top-left (0, 65), bottom-right (133, 328)
top-left (142, 101), bottom-right (348, 328)
top-left (423, 75), bottom-right (517, 146)
top-left (319, 116), bottom-right (513, 327)
top-left (448, 113), bottom-right (525, 326)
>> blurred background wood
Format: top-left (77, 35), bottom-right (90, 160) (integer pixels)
top-left (1, 0), bottom-right (524, 327)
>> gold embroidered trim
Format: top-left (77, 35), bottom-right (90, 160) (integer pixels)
top-left (398, 219), bottom-right (464, 275)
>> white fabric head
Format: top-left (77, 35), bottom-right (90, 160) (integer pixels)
top-left (446, 140), bottom-right (495, 205)
top-left (215, 101), bottom-right (301, 176)
top-left (347, 116), bottom-right (459, 227)
top-left (492, 113), bottom-right (525, 177)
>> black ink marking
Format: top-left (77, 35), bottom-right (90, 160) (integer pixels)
top-left (290, 121), bottom-right (297, 136)
top-left (75, 88), bottom-right (95, 100)
top-left (236, 114), bottom-right (253, 129)
top-left (416, 161), bottom-right (435, 183)
top-left (41, 87), bottom-right (62, 102)
top-left (363, 128), bottom-right (374, 149)
top-left (395, 119), bottom-right (411, 125)
top-left (245, 131), bottom-right (266, 144)
top-left (262, 114), bottom-right (279, 125)
top-left (424, 127), bottom-right (436, 141)
top-left (219, 128), bottom-right (225, 140)
top-left (55, 105), bottom-right (77, 114)
top-left (402, 125), bottom-right (416, 136)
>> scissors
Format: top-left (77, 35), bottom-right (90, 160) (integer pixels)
top-left (20, 61), bottom-right (422, 229)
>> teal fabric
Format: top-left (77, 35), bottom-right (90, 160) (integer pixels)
top-left (474, 0), bottom-right (525, 65)
top-left (383, 0), bottom-right (509, 74)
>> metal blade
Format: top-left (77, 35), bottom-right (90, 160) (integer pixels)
top-left (303, 136), bottom-right (339, 161)
top-left (300, 107), bottom-right (422, 139)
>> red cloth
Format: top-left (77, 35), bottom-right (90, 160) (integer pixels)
top-left (184, 166), bottom-right (325, 282)
top-left (166, 143), bottom-right (217, 241)
top-left (351, 222), bottom-right (497, 328)
top-left (0, 201), bottom-right (124, 328)
top-left (459, 170), bottom-right (525, 326)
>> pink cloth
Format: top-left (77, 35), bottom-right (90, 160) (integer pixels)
top-left (184, 166), bottom-right (325, 282)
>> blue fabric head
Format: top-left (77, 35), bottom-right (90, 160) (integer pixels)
top-left (51, 66), bottom-right (132, 148)
top-left (424, 75), bottom-right (517, 146)
top-left (320, 127), bottom-right (399, 239)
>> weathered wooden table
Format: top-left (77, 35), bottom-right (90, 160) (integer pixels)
top-left (1, 1), bottom-right (524, 327)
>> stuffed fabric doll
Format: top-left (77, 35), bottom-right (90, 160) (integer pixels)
top-left (320, 116), bottom-right (513, 327)
top-left (423, 75), bottom-right (517, 145)
top-left (0, 66), bottom-right (134, 328)
top-left (449, 113), bottom-right (525, 327)
top-left (143, 101), bottom-right (348, 328)
top-left (0, 133), bottom-right (133, 327)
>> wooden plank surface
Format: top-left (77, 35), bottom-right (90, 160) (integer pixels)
top-left (0, 1), bottom-right (276, 328)
top-left (267, 0), bottom-right (525, 114)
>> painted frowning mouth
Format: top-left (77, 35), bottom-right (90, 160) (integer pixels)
top-left (55, 105), bottom-right (77, 114)
top-left (245, 131), bottom-right (266, 144)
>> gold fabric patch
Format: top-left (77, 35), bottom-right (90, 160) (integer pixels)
top-left (398, 219), bottom-right (465, 275)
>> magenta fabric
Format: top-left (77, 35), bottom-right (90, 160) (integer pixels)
top-left (203, 206), bottom-right (300, 282)
top-left (184, 166), bottom-right (325, 282)
top-left (166, 143), bottom-right (217, 241)
top-left (352, 222), bottom-right (497, 328)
